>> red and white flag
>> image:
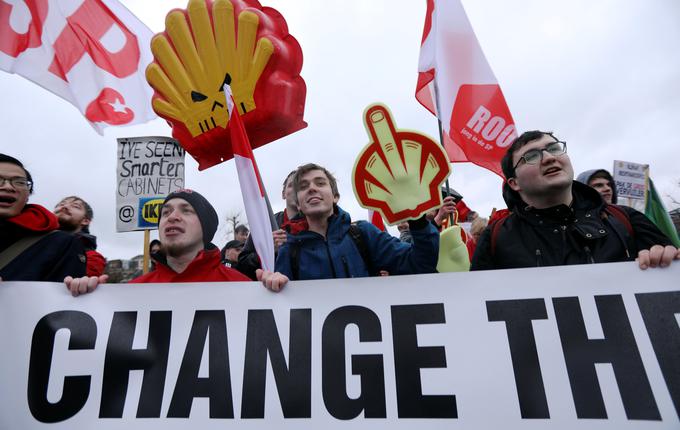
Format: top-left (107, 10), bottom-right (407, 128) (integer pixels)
top-left (0, 0), bottom-right (156, 133)
top-left (416, 0), bottom-right (516, 177)
top-left (225, 84), bottom-right (275, 271)
top-left (368, 209), bottom-right (386, 232)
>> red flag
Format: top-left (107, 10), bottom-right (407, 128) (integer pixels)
top-left (225, 84), bottom-right (275, 271)
top-left (417, 0), bottom-right (516, 178)
top-left (0, 0), bottom-right (156, 133)
top-left (368, 209), bottom-right (386, 232)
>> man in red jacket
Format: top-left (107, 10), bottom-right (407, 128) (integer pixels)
top-left (65, 189), bottom-right (249, 295)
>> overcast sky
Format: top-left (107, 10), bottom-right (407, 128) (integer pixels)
top-left (2, 0), bottom-right (679, 260)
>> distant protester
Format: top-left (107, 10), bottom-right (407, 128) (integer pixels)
top-left (257, 163), bottom-right (439, 291)
top-left (221, 239), bottom-right (244, 267)
top-left (0, 154), bottom-right (86, 282)
top-left (234, 224), bottom-right (249, 242)
top-left (149, 239), bottom-right (161, 271)
top-left (65, 189), bottom-right (249, 296)
top-left (576, 169), bottom-right (618, 204)
top-left (471, 131), bottom-right (679, 271)
top-left (55, 195), bottom-right (106, 276)
top-left (237, 169), bottom-right (305, 279)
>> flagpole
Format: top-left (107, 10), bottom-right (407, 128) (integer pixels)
top-left (434, 80), bottom-right (455, 227)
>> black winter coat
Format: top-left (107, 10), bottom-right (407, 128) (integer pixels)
top-left (1, 222), bottom-right (86, 281)
top-left (471, 182), bottom-right (672, 270)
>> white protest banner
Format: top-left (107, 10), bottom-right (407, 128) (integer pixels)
top-left (613, 160), bottom-right (649, 203)
top-left (1, 263), bottom-right (678, 429)
top-left (116, 136), bottom-right (185, 232)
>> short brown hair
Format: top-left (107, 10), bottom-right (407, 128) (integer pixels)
top-left (292, 163), bottom-right (340, 203)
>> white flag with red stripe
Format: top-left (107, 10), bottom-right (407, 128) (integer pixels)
top-left (416, 0), bottom-right (516, 177)
top-left (0, 0), bottom-right (156, 133)
top-left (368, 209), bottom-right (386, 232)
top-left (225, 84), bottom-right (275, 271)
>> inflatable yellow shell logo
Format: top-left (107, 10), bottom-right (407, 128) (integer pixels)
top-left (352, 103), bottom-right (451, 225)
top-left (146, 0), bottom-right (272, 137)
top-left (145, 0), bottom-right (307, 170)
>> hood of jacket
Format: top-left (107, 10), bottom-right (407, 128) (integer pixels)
top-left (575, 169), bottom-right (618, 204)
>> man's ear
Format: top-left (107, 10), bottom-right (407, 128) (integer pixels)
top-left (80, 218), bottom-right (91, 228)
top-left (333, 194), bottom-right (340, 204)
top-left (506, 177), bottom-right (521, 192)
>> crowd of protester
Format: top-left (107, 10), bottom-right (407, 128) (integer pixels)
top-left (1, 130), bottom-right (679, 293)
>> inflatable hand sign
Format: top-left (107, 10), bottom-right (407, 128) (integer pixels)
top-left (352, 104), bottom-right (451, 225)
top-left (146, 0), bottom-right (307, 170)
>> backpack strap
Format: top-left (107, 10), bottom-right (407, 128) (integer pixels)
top-left (349, 223), bottom-right (374, 274)
top-left (603, 204), bottom-right (634, 238)
top-left (0, 231), bottom-right (55, 272)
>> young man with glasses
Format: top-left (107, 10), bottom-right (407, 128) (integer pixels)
top-left (0, 154), bottom-right (86, 282)
top-left (470, 131), bottom-right (678, 270)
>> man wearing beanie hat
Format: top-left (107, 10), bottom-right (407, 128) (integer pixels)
top-left (65, 189), bottom-right (249, 296)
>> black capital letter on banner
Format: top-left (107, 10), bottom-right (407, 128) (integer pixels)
top-left (322, 306), bottom-right (386, 419)
top-left (391, 303), bottom-right (456, 418)
top-left (241, 309), bottom-right (311, 418)
top-left (486, 298), bottom-right (550, 418)
top-left (553, 295), bottom-right (660, 420)
top-left (167, 310), bottom-right (233, 418)
top-left (636, 291), bottom-right (680, 419)
top-left (27, 311), bottom-right (96, 423)
top-left (99, 311), bottom-right (172, 418)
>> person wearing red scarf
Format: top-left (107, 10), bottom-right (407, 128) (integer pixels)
top-left (236, 170), bottom-right (306, 279)
top-left (0, 154), bottom-right (86, 282)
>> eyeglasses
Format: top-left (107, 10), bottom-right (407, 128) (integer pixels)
top-left (513, 141), bottom-right (567, 171)
top-left (0, 176), bottom-right (32, 189)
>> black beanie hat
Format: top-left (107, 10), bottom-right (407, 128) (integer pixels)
top-left (163, 189), bottom-right (218, 245)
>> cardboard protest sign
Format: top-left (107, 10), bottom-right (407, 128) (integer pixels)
top-left (613, 160), bottom-right (648, 201)
top-left (116, 136), bottom-right (185, 232)
top-left (613, 160), bottom-right (649, 212)
top-left (1, 263), bottom-right (678, 428)
top-left (352, 104), bottom-right (451, 225)
top-left (146, 0), bottom-right (307, 170)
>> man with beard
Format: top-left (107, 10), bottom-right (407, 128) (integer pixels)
top-left (0, 154), bottom-right (86, 282)
top-left (54, 196), bottom-right (106, 276)
top-left (65, 189), bottom-right (249, 296)
top-left (470, 131), bottom-right (679, 270)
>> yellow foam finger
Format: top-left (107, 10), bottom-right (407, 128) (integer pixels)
top-left (367, 109), bottom-right (407, 178)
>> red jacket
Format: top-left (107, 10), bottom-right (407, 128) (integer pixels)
top-left (129, 248), bottom-right (250, 283)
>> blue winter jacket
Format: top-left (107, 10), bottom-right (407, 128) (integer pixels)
top-left (275, 206), bottom-right (439, 280)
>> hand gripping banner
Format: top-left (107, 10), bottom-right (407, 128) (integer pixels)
top-left (146, 0), bottom-right (307, 170)
top-left (353, 104), bottom-right (451, 225)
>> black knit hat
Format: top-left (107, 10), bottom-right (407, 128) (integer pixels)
top-left (163, 189), bottom-right (218, 245)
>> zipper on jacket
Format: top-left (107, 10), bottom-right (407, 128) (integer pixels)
top-left (535, 249), bottom-right (543, 267)
top-left (584, 245), bottom-right (595, 264)
top-left (341, 256), bottom-right (352, 278)
top-left (325, 241), bottom-right (337, 278)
